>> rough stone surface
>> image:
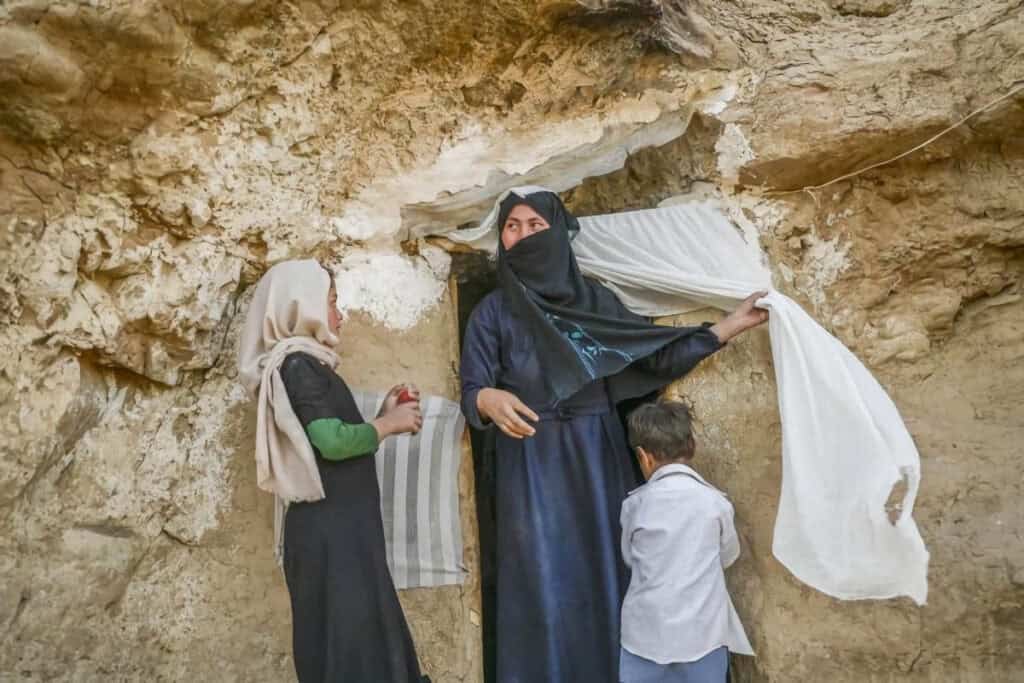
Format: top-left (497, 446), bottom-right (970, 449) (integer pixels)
top-left (1, 0), bottom-right (1022, 681)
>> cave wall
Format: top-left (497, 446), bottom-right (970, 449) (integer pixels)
top-left (1, 1), bottom-right (1021, 680)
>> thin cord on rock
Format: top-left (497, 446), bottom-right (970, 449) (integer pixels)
top-left (766, 81), bottom-right (1024, 198)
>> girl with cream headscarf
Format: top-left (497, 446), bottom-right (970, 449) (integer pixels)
top-left (238, 259), bottom-right (429, 683)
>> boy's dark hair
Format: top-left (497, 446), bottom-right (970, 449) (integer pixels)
top-left (627, 399), bottom-right (696, 463)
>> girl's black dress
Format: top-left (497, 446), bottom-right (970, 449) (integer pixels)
top-left (280, 351), bottom-right (425, 683)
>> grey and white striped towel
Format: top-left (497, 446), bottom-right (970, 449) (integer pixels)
top-left (351, 391), bottom-right (467, 590)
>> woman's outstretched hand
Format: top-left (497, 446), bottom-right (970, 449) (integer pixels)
top-left (710, 290), bottom-right (770, 343)
top-left (477, 388), bottom-right (539, 439)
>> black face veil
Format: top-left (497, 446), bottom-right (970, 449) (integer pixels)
top-left (495, 190), bottom-right (715, 404)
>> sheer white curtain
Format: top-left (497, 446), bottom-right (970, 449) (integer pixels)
top-left (445, 190), bottom-right (929, 604)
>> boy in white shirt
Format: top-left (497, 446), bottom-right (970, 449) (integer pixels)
top-left (620, 400), bottom-right (754, 683)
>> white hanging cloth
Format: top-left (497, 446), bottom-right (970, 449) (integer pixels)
top-left (444, 188), bottom-right (929, 605)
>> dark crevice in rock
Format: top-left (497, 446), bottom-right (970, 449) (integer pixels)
top-left (5, 356), bottom-right (107, 509)
top-left (72, 523), bottom-right (138, 539)
top-left (829, 0), bottom-right (906, 19)
top-left (160, 527), bottom-right (197, 547)
top-left (4, 591), bottom-right (30, 635)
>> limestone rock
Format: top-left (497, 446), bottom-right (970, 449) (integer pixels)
top-left (1, 0), bottom-right (1021, 681)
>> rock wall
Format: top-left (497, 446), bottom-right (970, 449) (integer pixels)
top-left (1, 1), bottom-right (1022, 681)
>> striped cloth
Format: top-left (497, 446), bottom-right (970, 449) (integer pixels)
top-left (351, 391), bottom-right (467, 590)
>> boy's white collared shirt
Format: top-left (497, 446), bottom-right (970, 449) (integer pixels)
top-left (620, 462), bottom-right (754, 664)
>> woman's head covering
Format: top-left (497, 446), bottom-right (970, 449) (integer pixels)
top-left (493, 189), bottom-right (712, 404)
top-left (238, 259), bottom-right (341, 564)
top-left (496, 191), bottom-right (580, 303)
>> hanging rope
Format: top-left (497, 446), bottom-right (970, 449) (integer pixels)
top-left (766, 81), bottom-right (1024, 198)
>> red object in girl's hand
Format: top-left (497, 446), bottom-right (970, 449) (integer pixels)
top-left (397, 388), bottom-right (415, 404)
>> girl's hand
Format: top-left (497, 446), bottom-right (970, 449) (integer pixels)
top-left (710, 291), bottom-right (769, 343)
top-left (378, 384), bottom-right (420, 417)
top-left (372, 402), bottom-right (423, 438)
top-left (476, 388), bottom-right (539, 439)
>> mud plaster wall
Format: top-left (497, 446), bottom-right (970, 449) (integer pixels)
top-left (1, 1), bottom-right (1022, 681)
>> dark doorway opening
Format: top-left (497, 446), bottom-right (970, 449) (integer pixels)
top-left (451, 249), bottom-right (499, 683)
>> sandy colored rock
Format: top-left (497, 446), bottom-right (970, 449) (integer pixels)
top-left (1, 0), bottom-right (1022, 681)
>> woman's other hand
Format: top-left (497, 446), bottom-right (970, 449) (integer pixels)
top-left (477, 388), bottom-right (539, 439)
top-left (710, 290), bottom-right (769, 343)
top-left (372, 401), bottom-right (423, 438)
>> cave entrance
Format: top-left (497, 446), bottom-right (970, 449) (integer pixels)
top-left (450, 248), bottom-right (500, 682)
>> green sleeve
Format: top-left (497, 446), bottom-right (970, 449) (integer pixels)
top-left (305, 418), bottom-right (380, 461)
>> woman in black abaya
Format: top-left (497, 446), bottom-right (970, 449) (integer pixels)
top-left (460, 190), bottom-right (767, 683)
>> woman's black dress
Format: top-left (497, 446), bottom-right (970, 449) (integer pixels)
top-left (461, 292), bottom-right (722, 682)
top-left (280, 351), bottom-right (424, 683)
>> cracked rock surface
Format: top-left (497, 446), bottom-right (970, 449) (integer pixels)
top-left (1, 1), bottom-right (1021, 680)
